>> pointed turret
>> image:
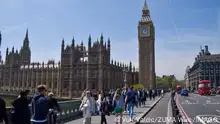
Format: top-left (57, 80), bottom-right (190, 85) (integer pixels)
top-left (71, 36), bottom-right (75, 48)
top-left (107, 38), bottom-right (110, 49)
top-left (143, 0), bottom-right (148, 10)
top-left (100, 33), bottom-right (104, 45)
top-left (12, 46), bottom-right (14, 53)
top-left (0, 31), bottom-right (2, 47)
top-left (23, 29), bottom-right (29, 48)
top-left (129, 61), bottom-right (132, 72)
top-left (140, 0), bottom-right (151, 22)
top-left (88, 34), bottom-right (91, 48)
top-left (80, 41), bottom-right (84, 51)
top-left (61, 38), bottom-right (65, 52)
top-left (6, 47), bottom-right (8, 56)
top-left (25, 29), bottom-right (28, 39)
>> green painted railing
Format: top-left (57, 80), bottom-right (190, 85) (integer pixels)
top-left (6, 100), bottom-right (83, 124)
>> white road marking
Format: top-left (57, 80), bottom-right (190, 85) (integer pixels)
top-left (167, 98), bottom-right (171, 124)
top-left (196, 116), bottom-right (206, 124)
top-left (216, 110), bottom-right (220, 113)
top-left (208, 97), bottom-right (211, 99)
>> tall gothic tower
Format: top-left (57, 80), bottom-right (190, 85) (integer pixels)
top-left (138, 0), bottom-right (155, 89)
top-left (20, 29), bottom-right (31, 65)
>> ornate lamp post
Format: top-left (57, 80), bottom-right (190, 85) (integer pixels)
top-left (123, 69), bottom-right (128, 88)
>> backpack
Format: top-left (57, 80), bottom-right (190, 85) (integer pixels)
top-left (126, 92), bottom-right (135, 103)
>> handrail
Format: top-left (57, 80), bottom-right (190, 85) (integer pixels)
top-left (6, 100), bottom-right (83, 124)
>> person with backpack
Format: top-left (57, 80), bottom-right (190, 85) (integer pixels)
top-left (125, 86), bottom-right (136, 122)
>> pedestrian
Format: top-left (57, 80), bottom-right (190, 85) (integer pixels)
top-left (125, 86), bottom-right (136, 122)
top-left (31, 85), bottom-right (50, 124)
top-left (81, 89), bottom-right (87, 101)
top-left (12, 91), bottom-right (31, 124)
top-left (149, 89), bottom-right (152, 100)
top-left (152, 89), bottom-right (156, 100)
top-left (161, 89), bottom-right (164, 96)
top-left (48, 92), bottom-right (60, 124)
top-left (79, 91), bottom-right (92, 124)
top-left (0, 97), bottom-right (8, 124)
top-left (141, 89), bottom-right (146, 106)
top-left (90, 93), bottom-right (96, 115)
top-left (113, 94), bottom-right (124, 124)
top-left (100, 94), bottom-right (109, 124)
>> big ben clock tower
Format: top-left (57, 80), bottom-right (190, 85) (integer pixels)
top-left (138, 0), bottom-right (155, 89)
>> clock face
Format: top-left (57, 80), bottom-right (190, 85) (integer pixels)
top-left (142, 28), bottom-right (148, 35)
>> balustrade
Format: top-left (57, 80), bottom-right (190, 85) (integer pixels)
top-left (6, 100), bottom-right (83, 124)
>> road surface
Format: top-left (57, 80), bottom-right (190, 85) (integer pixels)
top-left (177, 93), bottom-right (220, 124)
top-left (140, 93), bottom-right (172, 124)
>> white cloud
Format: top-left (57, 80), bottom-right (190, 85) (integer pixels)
top-left (1, 23), bottom-right (28, 34)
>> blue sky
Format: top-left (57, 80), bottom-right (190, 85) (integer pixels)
top-left (1, 0), bottom-right (220, 79)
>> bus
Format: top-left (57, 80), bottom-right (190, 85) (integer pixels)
top-left (198, 80), bottom-right (211, 95)
top-left (176, 85), bottom-right (182, 94)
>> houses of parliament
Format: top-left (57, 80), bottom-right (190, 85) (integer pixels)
top-left (0, 30), bottom-right (139, 97)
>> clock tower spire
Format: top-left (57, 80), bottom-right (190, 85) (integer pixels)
top-left (138, 0), bottom-right (155, 89)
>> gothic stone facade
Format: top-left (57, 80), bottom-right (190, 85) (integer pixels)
top-left (188, 45), bottom-right (220, 90)
top-left (0, 31), bottom-right (139, 98)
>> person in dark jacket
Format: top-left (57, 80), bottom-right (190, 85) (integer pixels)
top-left (100, 94), bottom-right (109, 124)
top-left (48, 92), bottom-right (60, 124)
top-left (0, 97), bottom-right (8, 124)
top-left (31, 85), bottom-right (50, 124)
top-left (12, 91), bottom-right (31, 124)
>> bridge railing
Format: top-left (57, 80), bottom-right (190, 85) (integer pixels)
top-left (6, 100), bottom-right (83, 124)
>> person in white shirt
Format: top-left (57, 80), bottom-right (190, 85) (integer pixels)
top-left (161, 89), bottom-right (164, 96)
top-left (80, 91), bottom-right (92, 124)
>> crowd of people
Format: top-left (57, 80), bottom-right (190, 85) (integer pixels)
top-left (0, 85), bottom-right (60, 124)
top-left (80, 86), bottom-right (164, 124)
top-left (0, 85), bottom-right (164, 124)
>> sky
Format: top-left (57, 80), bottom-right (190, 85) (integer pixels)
top-left (1, 0), bottom-right (220, 80)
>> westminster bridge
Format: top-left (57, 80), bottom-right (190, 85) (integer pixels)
top-left (3, 93), bottom-right (177, 124)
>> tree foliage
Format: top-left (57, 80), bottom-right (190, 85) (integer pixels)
top-left (156, 75), bottom-right (185, 89)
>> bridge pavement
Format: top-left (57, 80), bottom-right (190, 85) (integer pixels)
top-left (65, 97), bottom-right (162, 124)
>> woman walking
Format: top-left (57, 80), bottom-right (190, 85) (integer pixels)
top-left (113, 89), bottom-right (124, 124)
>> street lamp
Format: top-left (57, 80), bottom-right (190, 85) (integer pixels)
top-left (123, 69), bottom-right (128, 88)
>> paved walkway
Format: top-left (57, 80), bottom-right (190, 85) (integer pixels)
top-left (140, 93), bottom-right (172, 124)
top-left (65, 97), bottom-right (161, 124)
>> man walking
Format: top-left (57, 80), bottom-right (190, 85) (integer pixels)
top-left (12, 91), bottom-right (31, 124)
top-left (0, 97), bottom-right (8, 124)
top-left (31, 85), bottom-right (50, 124)
top-left (125, 86), bottom-right (136, 122)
